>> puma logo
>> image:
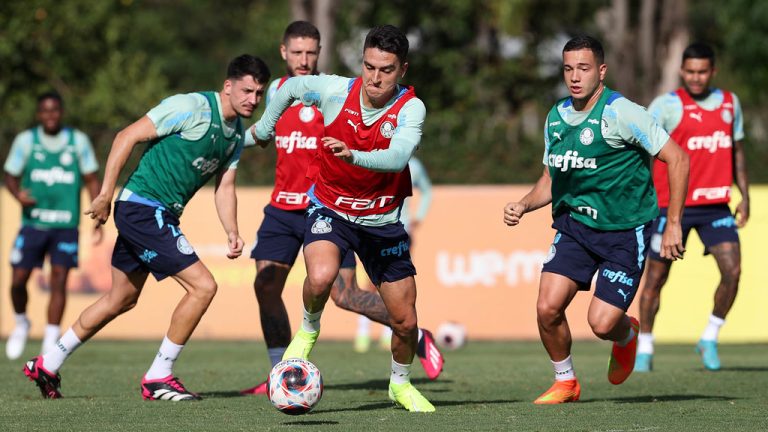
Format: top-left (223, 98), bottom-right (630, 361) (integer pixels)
top-left (347, 119), bottom-right (360, 133)
top-left (689, 112), bottom-right (703, 122)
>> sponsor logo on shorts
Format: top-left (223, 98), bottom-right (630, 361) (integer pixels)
top-left (10, 249), bottom-right (22, 265)
top-left (311, 218), bottom-right (332, 234)
top-left (601, 268), bottom-right (634, 287)
top-left (140, 249), bottom-right (158, 263)
top-left (176, 236), bottom-right (195, 255)
top-left (57, 242), bottom-right (78, 255)
top-left (380, 240), bottom-right (409, 257)
top-left (617, 288), bottom-right (630, 303)
top-left (711, 216), bottom-right (736, 228)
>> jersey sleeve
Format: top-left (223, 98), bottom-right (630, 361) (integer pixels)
top-left (647, 92), bottom-right (682, 133)
top-left (614, 98), bottom-right (670, 156)
top-left (349, 98), bottom-right (425, 172)
top-left (146, 93), bottom-right (211, 140)
top-left (3, 131), bottom-right (33, 176)
top-left (74, 130), bottom-right (99, 175)
top-left (731, 92), bottom-right (745, 142)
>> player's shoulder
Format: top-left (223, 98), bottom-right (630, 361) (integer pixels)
top-left (401, 97), bottom-right (426, 119)
top-left (13, 128), bottom-right (35, 143)
top-left (607, 93), bottom-right (649, 117)
top-left (159, 92), bottom-right (209, 111)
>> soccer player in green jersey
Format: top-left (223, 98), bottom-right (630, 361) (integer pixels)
top-left (503, 35), bottom-right (689, 404)
top-left (4, 91), bottom-right (102, 360)
top-left (22, 55), bottom-right (269, 401)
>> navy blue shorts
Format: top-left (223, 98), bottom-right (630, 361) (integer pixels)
top-left (303, 205), bottom-right (415, 286)
top-left (9, 226), bottom-right (79, 269)
top-left (542, 213), bottom-right (652, 311)
top-left (250, 204), bottom-right (355, 268)
top-left (648, 204), bottom-right (739, 261)
top-left (111, 201), bottom-right (199, 281)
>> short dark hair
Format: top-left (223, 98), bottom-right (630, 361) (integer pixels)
top-left (37, 91), bottom-right (63, 109)
top-left (682, 42), bottom-right (715, 67)
top-left (283, 21), bottom-right (320, 44)
top-left (226, 54), bottom-right (271, 84)
top-left (363, 25), bottom-right (409, 64)
top-left (563, 35), bottom-right (605, 65)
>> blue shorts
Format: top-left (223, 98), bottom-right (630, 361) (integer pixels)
top-left (648, 204), bottom-right (739, 261)
top-left (9, 226), bottom-right (79, 269)
top-left (111, 201), bottom-right (199, 281)
top-left (542, 213), bottom-right (652, 311)
top-left (303, 205), bottom-right (415, 286)
top-left (250, 204), bottom-right (355, 268)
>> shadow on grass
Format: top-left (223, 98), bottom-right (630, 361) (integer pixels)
top-left (282, 420), bottom-right (340, 425)
top-left (324, 377), bottom-right (451, 391)
top-left (316, 398), bottom-right (519, 414)
top-left (717, 366), bottom-right (768, 372)
top-left (582, 394), bottom-right (739, 404)
top-left (199, 390), bottom-right (248, 399)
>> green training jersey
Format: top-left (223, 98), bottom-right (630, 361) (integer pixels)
top-left (124, 92), bottom-right (243, 216)
top-left (545, 88), bottom-right (659, 230)
top-left (21, 128), bottom-right (82, 229)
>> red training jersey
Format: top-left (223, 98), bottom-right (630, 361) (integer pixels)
top-left (311, 77), bottom-right (414, 217)
top-left (653, 88), bottom-right (735, 207)
top-left (270, 76), bottom-right (325, 210)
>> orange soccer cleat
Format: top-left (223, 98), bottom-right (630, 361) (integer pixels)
top-left (608, 316), bottom-right (640, 385)
top-left (533, 379), bottom-right (581, 404)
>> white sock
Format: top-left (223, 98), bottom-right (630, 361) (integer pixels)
top-left (617, 325), bottom-right (636, 347)
top-left (42, 328), bottom-right (82, 373)
top-left (637, 332), bottom-right (654, 355)
top-left (552, 355), bottom-right (576, 381)
top-left (301, 307), bottom-right (323, 333)
top-left (14, 313), bottom-right (30, 327)
top-left (268, 347), bottom-right (286, 367)
top-left (145, 336), bottom-right (184, 380)
top-left (357, 316), bottom-right (371, 337)
top-left (701, 314), bottom-right (725, 341)
top-left (390, 358), bottom-right (412, 385)
top-left (42, 324), bottom-right (61, 351)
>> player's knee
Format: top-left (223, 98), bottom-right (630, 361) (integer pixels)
top-left (588, 316), bottom-right (619, 340)
top-left (390, 313), bottom-right (417, 336)
top-left (306, 269), bottom-right (336, 295)
top-left (721, 265), bottom-right (741, 287)
top-left (536, 301), bottom-right (564, 328)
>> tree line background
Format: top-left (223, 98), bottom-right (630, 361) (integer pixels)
top-left (1, 0), bottom-right (766, 185)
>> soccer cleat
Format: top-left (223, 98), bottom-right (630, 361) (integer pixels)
top-left (282, 328), bottom-right (319, 361)
top-left (239, 380), bottom-right (268, 396)
top-left (6, 322), bottom-right (30, 360)
top-left (533, 379), bottom-right (581, 404)
top-left (416, 329), bottom-right (444, 380)
top-left (23, 356), bottom-right (62, 399)
top-left (354, 334), bottom-right (371, 353)
top-left (388, 382), bottom-right (435, 412)
top-left (608, 316), bottom-right (640, 385)
top-left (141, 375), bottom-right (201, 401)
top-left (634, 353), bottom-right (653, 372)
top-left (696, 340), bottom-right (721, 371)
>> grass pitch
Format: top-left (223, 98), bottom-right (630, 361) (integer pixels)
top-left (1, 340), bottom-right (766, 431)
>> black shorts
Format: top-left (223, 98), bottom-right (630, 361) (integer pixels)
top-left (111, 201), bottom-right (199, 281)
top-left (250, 204), bottom-right (355, 268)
top-left (10, 226), bottom-right (79, 269)
top-left (303, 204), bottom-right (415, 286)
top-left (648, 204), bottom-right (739, 260)
top-left (542, 213), bottom-right (652, 311)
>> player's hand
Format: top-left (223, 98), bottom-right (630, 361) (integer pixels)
top-left (503, 202), bottom-right (526, 226)
top-left (250, 125), bottom-right (269, 148)
top-left (16, 189), bottom-right (37, 207)
top-left (660, 220), bottom-right (685, 260)
top-left (84, 194), bottom-right (112, 225)
top-left (91, 222), bottom-right (104, 246)
top-left (735, 199), bottom-right (749, 228)
top-left (226, 232), bottom-right (244, 259)
top-left (322, 137), bottom-right (352, 162)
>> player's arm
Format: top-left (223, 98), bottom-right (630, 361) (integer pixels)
top-left (84, 116), bottom-right (158, 225)
top-left (503, 167), bottom-right (552, 227)
top-left (326, 98), bottom-right (425, 172)
top-left (214, 166), bottom-right (244, 259)
top-left (655, 139), bottom-right (689, 260)
top-left (731, 94), bottom-right (749, 227)
top-left (252, 75), bottom-right (328, 142)
top-left (3, 133), bottom-right (36, 206)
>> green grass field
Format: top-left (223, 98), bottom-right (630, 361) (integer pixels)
top-left (1, 340), bottom-right (766, 431)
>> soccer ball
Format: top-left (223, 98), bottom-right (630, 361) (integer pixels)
top-left (267, 358), bottom-right (324, 415)
top-left (435, 321), bottom-right (467, 350)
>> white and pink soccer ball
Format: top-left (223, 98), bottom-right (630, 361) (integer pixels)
top-left (436, 321), bottom-right (467, 350)
top-left (267, 358), bottom-right (324, 415)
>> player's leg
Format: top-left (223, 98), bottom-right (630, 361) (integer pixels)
top-left (332, 262), bottom-right (384, 353)
top-left (7, 226), bottom-right (48, 360)
top-left (282, 239), bottom-right (341, 361)
top-left (23, 265), bottom-right (147, 399)
top-left (534, 272), bottom-right (582, 404)
top-left (42, 228), bottom-right (80, 355)
top-left (588, 296), bottom-right (639, 385)
top-left (635, 257), bottom-right (672, 372)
